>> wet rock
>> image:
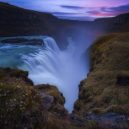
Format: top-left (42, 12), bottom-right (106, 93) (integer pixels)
top-left (117, 75), bottom-right (129, 86)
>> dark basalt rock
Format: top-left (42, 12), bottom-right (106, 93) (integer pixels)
top-left (117, 75), bottom-right (129, 86)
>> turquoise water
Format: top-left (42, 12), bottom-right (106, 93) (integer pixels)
top-left (0, 36), bottom-right (89, 112)
top-left (0, 43), bottom-right (41, 68)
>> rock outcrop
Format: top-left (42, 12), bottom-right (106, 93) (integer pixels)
top-left (1, 33), bottom-right (129, 129)
top-left (36, 85), bottom-right (67, 115)
top-left (74, 33), bottom-right (129, 128)
top-left (0, 68), bottom-right (89, 129)
top-left (0, 68), bottom-right (44, 129)
top-left (0, 68), bottom-right (69, 129)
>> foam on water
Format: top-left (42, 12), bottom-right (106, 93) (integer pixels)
top-left (0, 36), bottom-right (89, 112)
top-left (21, 36), bottom-right (88, 112)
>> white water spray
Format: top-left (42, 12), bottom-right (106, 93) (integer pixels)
top-left (21, 36), bottom-right (88, 112)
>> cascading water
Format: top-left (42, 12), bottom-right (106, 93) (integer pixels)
top-left (0, 36), bottom-right (89, 112)
top-left (20, 36), bottom-right (88, 112)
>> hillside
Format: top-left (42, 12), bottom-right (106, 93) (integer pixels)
top-left (0, 2), bottom-right (129, 39)
top-left (95, 13), bottom-right (129, 32)
top-left (74, 33), bottom-right (129, 128)
top-left (0, 2), bottom-right (70, 47)
top-left (0, 2), bottom-right (60, 36)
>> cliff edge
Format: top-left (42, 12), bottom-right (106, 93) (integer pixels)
top-left (1, 33), bottom-right (129, 129)
top-left (75, 33), bottom-right (129, 115)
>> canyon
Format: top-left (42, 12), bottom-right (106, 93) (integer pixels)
top-left (0, 2), bottom-right (129, 129)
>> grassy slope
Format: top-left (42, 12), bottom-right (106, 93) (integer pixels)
top-left (75, 33), bottom-right (129, 115)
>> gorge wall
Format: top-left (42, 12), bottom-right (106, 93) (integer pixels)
top-left (74, 33), bottom-right (129, 128)
top-left (1, 33), bottom-right (129, 129)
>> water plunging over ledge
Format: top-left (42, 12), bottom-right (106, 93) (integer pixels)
top-left (0, 36), bottom-right (89, 112)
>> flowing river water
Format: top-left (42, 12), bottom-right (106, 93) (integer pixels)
top-left (0, 36), bottom-right (89, 112)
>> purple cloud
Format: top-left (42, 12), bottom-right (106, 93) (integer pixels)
top-left (0, 0), bottom-right (129, 20)
top-left (103, 4), bottom-right (129, 14)
top-left (87, 3), bottom-right (129, 18)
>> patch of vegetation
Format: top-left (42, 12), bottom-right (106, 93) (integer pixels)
top-left (74, 33), bottom-right (129, 116)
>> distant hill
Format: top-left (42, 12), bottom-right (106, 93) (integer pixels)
top-left (0, 2), bottom-right (62, 36)
top-left (0, 2), bottom-right (72, 47)
top-left (95, 13), bottom-right (129, 32)
top-left (0, 2), bottom-right (129, 46)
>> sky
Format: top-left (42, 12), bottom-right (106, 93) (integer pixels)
top-left (0, 0), bottom-right (129, 21)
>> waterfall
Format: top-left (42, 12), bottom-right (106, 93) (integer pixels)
top-left (21, 36), bottom-right (88, 112)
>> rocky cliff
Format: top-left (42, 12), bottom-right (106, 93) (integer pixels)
top-left (0, 2), bottom-right (129, 128)
top-left (74, 33), bottom-right (129, 128)
top-left (1, 33), bottom-right (129, 129)
top-left (0, 68), bottom-right (101, 129)
top-left (0, 68), bottom-right (70, 129)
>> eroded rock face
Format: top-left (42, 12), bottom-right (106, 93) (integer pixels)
top-left (0, 68), bottom-right (69, 129)
top-left (0, 68), bottom-right (93, 129)
top-left (36, 85), bottom-right (67, 116)
top-left (0, 68), bottom-right (44, 129)
top-left (72, 33), bottom-right (129, 129)
top-left (74, 33), bottom-right (129, 116)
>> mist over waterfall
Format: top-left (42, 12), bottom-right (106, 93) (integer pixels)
top-left (0, 35), bottom-right (89, 112)
top-left (20, 36), bottom-right (89, 112)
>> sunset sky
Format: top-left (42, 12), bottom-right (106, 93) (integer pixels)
top-left (0, 0), bottom-right (129, 20)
